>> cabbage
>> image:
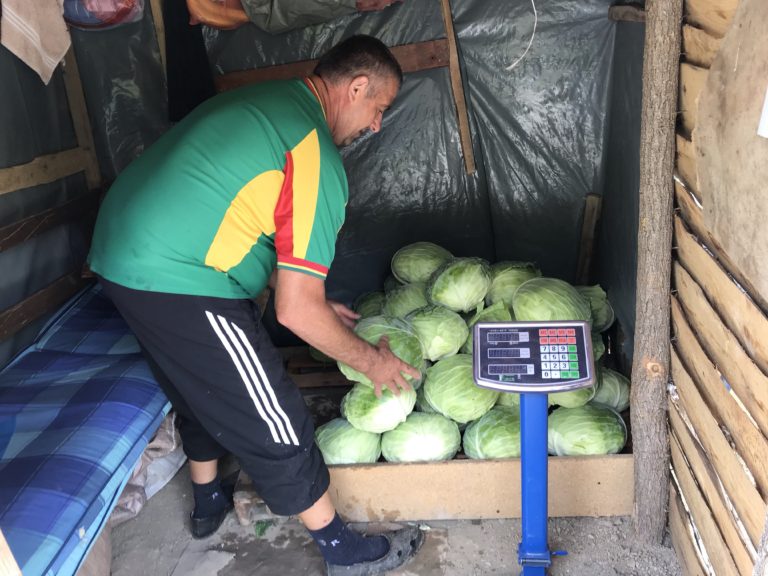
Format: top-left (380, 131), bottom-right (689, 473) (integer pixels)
top-left (382, 282), bottom-right (429, 318)
top-left (354, 291), bottom-right (385, 318)
top-left (463, 406), bottom-right (521, 459)
top-left (427, 258), bottom-right (492, 313)
top-left (391, 242), bottom-right (453, 284)
top-left (383, 274), bottom-right (402, 294)
top-left (341, 383), bottom-right (417, 433)
top-left (415, 385), bottom-right (438, 413)
top-left (486, 261), bottom-right (542, 308)
top-left (461, 301), bottom-right (513, 355)
top-left (548, 404), bottom-right (627, 456)
top-left (337, 316), bottom-right (425, 389)
top-left (315, 418), bottom-right (381, 464)
top-left (496, 392), bottom-right (520, 409)
top-left (576, 285), bottom-right (615, 332)
top-left (592, 333), bottom-right (605, 362)
top-left (423, 354), bottom-right (499, 423)
top-left (513, 278), bottom-right (591, 323)
top-left (592, 367), bottom-right (630, 412)
top-left (407, 305), bottom-right (468, 361)
top-left (381, 412), bottom-right (461, 462)
top-left (547, 384), bottom-right (596, 408)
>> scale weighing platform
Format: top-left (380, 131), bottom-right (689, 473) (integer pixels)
top-left (472, 321), bottom-right (595, 575)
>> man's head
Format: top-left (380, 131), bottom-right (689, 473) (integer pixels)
top-left (314, 35), bottom-right (403, 146)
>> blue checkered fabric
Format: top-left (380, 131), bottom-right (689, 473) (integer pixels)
top-left (0, 284), bottom-right (169, 576)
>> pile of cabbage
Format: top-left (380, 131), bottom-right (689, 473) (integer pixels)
top-left (315, 241), bottom-right (630, 465)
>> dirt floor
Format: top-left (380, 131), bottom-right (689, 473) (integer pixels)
top-left (111, 462), bottom-right (682, 576)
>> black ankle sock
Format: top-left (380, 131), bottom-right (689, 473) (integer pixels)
top-left (191, 477), bottom-right (229, 518)
top-left (308, 513), bottom-right (389, 566)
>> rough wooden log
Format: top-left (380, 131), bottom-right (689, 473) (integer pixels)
top-left (630, 0), bottom-right (682, 545)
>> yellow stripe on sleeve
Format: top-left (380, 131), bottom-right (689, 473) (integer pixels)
top-left (289, 130), bottom-right (321, 260)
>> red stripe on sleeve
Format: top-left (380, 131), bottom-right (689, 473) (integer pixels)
top-left (274, 151), bottom-right (295, 261)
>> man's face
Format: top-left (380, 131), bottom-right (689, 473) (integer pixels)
top-left (334, 75), bottom-right (399, 147)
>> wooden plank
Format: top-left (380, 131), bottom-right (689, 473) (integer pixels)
top-left (670, 429), bottom-right (740, 575)
top-left (608, 4), bottom-right (646, 22)
top-left (669, 402), bottom-right (755, 576)
top-left (62, 50), bottom-right (100, 189)
top-left (0, 190), bottom-right (100, 253)
top-left (674, 264), bottom-right (768, 438)
top-left (576, 194), bottom-right (602, 285)
top-left (676, 132), bottom-right (698, 196)
top-left (149, 0), bottom-right (167, 78)
top-left (0, 148), bottom-right (90, 197)
top-left (674, 182), bottom-right (768, 313)
top-left (215, 39), bottom-right (450, 92)
top-left (670, 348), bottom-right (765, 546)
top-left (0, 273), bottom-right (88, 341)
top-left (0, 529), bottom-right (20, 576)
top-left (679, 63), bottom-right (708, 136)
top-left (440, 0), bottom-right (476, 175)
top-left (669, 484), bottom-right (708, 576)
top-left (684, 0), bottom-right (739, 38)
top-left (682, 25), bottom-right (722, 68)
top-left (675, 215), bottom-right (768, 375)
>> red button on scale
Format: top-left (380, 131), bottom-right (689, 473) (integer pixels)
top-left (567, 337), bottom-right (576, 344)
top-left (541, 337), bottom-right (549, 344)
top-left (566, 328), bottom-right (575, 335)
top-left (557, 329), bottom-right (566, 336)
top-left (548, 329), bottom-right (557, 336)
top-left (558, 337), bottom-right (567, 344)
top-left (539, 329), bottom-right (548, 336)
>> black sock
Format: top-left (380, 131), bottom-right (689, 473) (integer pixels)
top-left (191, 477), bottom-right (229, 518)
top-left (308, 513), bottom-right (389, 566)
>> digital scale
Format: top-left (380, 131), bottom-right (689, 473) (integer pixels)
top-left (472, 321), bottom-right (595, 575)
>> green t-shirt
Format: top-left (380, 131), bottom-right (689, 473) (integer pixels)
top-left (89, 78), bottom-right (348, 299)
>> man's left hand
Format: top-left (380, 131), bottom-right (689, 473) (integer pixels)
top-left (328, 300), bottom-right (360, 329)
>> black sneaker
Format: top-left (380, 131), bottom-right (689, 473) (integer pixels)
top-left (326, 525), bottom-right (424, 576)
top-left (189, 482), bottom-right (234, 539)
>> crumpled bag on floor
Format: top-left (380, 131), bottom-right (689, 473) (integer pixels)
top-left (64, 0), bottom-right (145, 30)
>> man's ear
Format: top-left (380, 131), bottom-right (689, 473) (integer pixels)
top-left (348, 75), bottom-right (370, 102)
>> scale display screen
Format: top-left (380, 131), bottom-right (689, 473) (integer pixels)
top-left (473, 321), bottom-right (594, 393)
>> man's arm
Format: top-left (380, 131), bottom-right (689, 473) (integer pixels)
top-left (274, 269), bottom-right (419, 395)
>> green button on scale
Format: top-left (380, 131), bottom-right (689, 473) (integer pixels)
top-left (568, 345), bottom-right (577, 352)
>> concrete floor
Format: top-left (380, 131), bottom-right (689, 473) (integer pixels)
top-left (111, 463), bottom-right (682, 576)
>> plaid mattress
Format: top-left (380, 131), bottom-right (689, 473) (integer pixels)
top-left (0, 284), bottom-right (169, 576)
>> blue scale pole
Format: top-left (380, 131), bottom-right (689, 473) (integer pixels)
top-left (518, 392), bottom-right (550, 575)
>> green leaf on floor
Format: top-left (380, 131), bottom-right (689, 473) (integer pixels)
top-left (254, 520), bottom-right (274, 537)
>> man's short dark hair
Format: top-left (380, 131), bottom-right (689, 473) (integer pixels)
top-left (314, 35), bottom-right (403, 90)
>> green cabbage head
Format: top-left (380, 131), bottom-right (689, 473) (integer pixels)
top-left (548, 384), bottom-right (596, 408)
top-left (576, 285), bottom-right (615, 332)
top-left (463, 406), bottom-right (521, 459)
top-left (461, 301), bottom-right (513, 355)
top-left (592, 367), bottom-right (630, 412)
top-left (486, 261), bottom-right (542, 308)
top-left (341, 383), bottom-right (417, 434)
top-left (548, 404), bottom-right (627, 456)
top-left (382, 282), bottom-right (429, 318)
top-left (496, 392), bottom-right (520, 409)
top-left (407, 305), bottom-right (468, 361)
top-left (592, 333), bottom-right (605, 362)
top-left (416, 385), bottom-right (438, 413)
top-left (427, 258), bottom-right (492, 313)
top-left (381, 412), bottom-right (461, 462)
top-left (315, 418), bottom-right (381, 464)
top-left (423, 354), bottom-right (499, 423)
top-left (512, 278), bottom-right (591, 323)
top-left (391, 242), bottom-right (453, 284)
top-left (354, 292), bottom-right (385, 318)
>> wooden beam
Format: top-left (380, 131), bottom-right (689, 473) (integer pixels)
top-left (0, 529), bottom-right (20, 576)
top-left (630, 0), bottom-right (682, 544)
top-left (0, 148), bottom-right (91, 197)
top-left (669, 484), bottom-right (708, 576)
top-left (670, 348), bottom-right (765, 546)
top-left (149, 0), bottom-right (167, 78)
top-left (440, 0), bottom-right (476, 175)
top-left (669, 403), bottom-right (755, 576)
top-left (670, 431), bottom-right (740, 576)
top-left (214, 39), bottom-right (450, 92)
top-left (0, 272), bottom-right (89, 341)
top-left (674, 264), bottom-right (768, 439)
top-left (679, 62), bottom-right (708, 136)
top-left (682, 25), bottom-right (722, 68)
top-left (62, 50), bottom-right (101, 190)
top-left (675, 215), bottom-right (768, 375)
top-left (576, 194), bottom-right (602, 284)
top-left (684, 0), bottom-right (739, 38)
top-left (0, 190), bottom-right (100, 254)
top-left (756, 514), bottom-right (768, 576)
top-left (676, 132), bottom-right (698, 197)
top-left (608, 4), bottom-right (646, 22)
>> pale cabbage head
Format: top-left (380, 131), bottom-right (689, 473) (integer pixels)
top-left (315, 418), bottom-right (381, 464)
top-left (337, 316), bottom-right (425, 389)
top-left (416, 385), bottom-right (438, 413)
top-left (512, 278), bottom-right (591, 322)
top-left (592, 367), bottom-right (630, 412)
top-left (382, 282), bottom-right (428, 318)
top-left (576, 285), bottom-right (615, 332)
top-left (407, 305), bottom-right (468, 361)
top-left (391, 242), bottom-right (453, 284)
top-left (548, 404), bottom-right (627, 456)
top-left (427, 257), bottom-right (492, 313)
top-left (341, 383), bottom-right (417, 433)
top-left (383, 274), bottom-right (402, 294)
top-left (354, 291), bottom-right (385, 318)
top-left (592, 333), bottom-right (605, 362)
top-left (496, 392), bottom-right (520, 409)
top-left (423, 354), bottom-right (499, 423)
top-left (381, 412), bottom-right (461, 462)
top-left (461, 301), bottom-right (513, 355)
top-left (486, 261), bottom-right (542, 308)
top-left (463, 406), bottom-right (521, 459)
top-left (548, 384), bottom-right (596, 408)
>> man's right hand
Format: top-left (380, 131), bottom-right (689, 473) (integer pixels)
top-left (367, 336), bottom-right (421, 397)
